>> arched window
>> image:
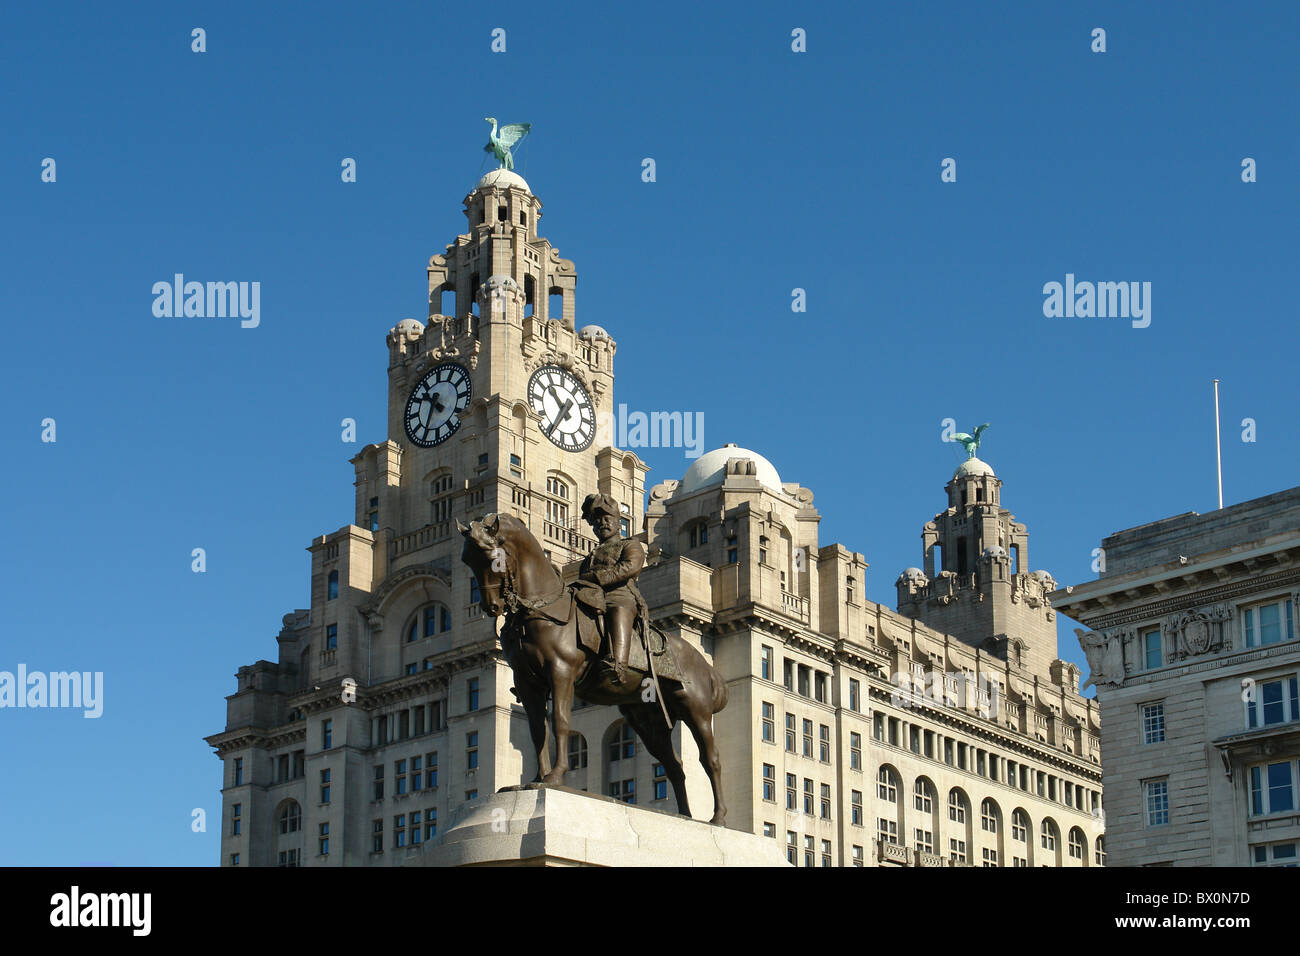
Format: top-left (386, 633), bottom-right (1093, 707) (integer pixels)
top-left (876, 767), bottom-right (897, 803)
top-left (407, 602), bottom-right (452, 642)
top-left (981, 799), bottom-right (999, 833)
top-left (606, 722), bottom-right (635, 764)
top-left (545, 476), bottom-right (569, 526)
top-left (567, 733), bottom-right (588, 770)
top-left (1068, 827), bottom-right (1085, 861)
top-left (1011, 809), bottom-right (1029, 842)
top-left (327, 570), bottom-right (338, 600)
top-left (948, 789), bottom-right (967, 823)
top-left (279, 801), bottom-right (301, 835)
top-left (1041, 819), bottom-right (1058, 853)
top-left (914, 779), bottom-right (933, 813)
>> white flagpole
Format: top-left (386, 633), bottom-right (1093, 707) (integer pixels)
top-left (1213, 379), bottom-right (1223, 509)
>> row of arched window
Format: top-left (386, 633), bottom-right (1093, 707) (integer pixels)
top-left (874, 766), bottom-right (1103, 866)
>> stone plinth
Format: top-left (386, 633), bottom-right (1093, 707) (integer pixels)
top-left (410, 784), bottom-right (790, 867)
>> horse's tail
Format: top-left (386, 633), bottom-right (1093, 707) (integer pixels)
top-left (709, 665), bottom-right (728, 715)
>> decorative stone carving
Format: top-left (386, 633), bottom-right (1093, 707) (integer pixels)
top-left (1076, 628), bottom-right (1125, 689)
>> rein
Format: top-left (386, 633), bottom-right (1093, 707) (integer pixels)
top-left (483, 536), bottom-right (567, 621)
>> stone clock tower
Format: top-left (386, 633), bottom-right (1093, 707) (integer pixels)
top-left (206, 169), bottom-right (648, 867)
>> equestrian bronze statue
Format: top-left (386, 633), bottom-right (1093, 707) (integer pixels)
top-left (458, 494), bottom-right (729, 825)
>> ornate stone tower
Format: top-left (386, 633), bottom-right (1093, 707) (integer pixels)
top-left (895, 456), bottom-right (1062, 681)
top-left (206, 169), bottom-right (647, 867)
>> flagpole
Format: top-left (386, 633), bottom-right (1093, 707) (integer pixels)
top-left (1213, 379), bottom-right (1223, 509)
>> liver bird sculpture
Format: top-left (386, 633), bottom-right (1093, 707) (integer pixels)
top-left (952, 423), bottom-right (990, 458)
top-left (484, 117), bottom-right (531, 171)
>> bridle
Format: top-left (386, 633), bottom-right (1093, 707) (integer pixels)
top-left (476, 532), bottom-right (566, 618)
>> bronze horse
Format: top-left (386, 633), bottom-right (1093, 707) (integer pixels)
top-left (459, 513), bottom-right (729, 825)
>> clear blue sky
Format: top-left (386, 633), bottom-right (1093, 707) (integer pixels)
top-left (2, 1), bottom-right (1296, 865)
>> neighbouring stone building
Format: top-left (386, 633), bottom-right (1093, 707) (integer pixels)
top-left (205, 169), bottom-right (1103, 867)
top-left (1054, 489), bottom-right (1300, 867)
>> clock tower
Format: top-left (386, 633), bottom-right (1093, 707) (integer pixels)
top-left (207, 166), bottom-right (648, 866)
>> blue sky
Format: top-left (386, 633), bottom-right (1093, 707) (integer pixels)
top-left (1, 1), bottom-right (1297, 864)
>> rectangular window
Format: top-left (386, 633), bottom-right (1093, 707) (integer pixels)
top-left (820, 782), bottom-right (832, 819)
top-left (1243, 598), bottom-right (1295, 648)
top-left (1145, 778), bottom-right (1170, 826)
top-left (821, 839), bottom-right (832, 867)
top-left (467, 732), bottom-right (479, 770)
top-left (819, 724), bottom-right (831, 762)
top-left (802, 719), bottom-right (813, 758)
top-left (760, 646), bottom-right (773, 681)
top-left (319, 821), bottom-right (330, 856)
top-left (949, 838), bottom-right (967, 863)
top-left (877, 818), bottom-right (897, 846)
top-left (393, 814), bottom-right (407, 848)
top-left (783, 659), bottom-right (793, 691)
top-left (608, 779), bottom-right (635, 804)
top-left (852, 845), bottom-right (863, 867)
top-left (372, 818), bottom-right (383, 853)
top-left (803, 778), bottom-right (814, 815)
top-left (653, 764), bottom-right (668, 801)
top-left (1142, 702), bottom-right (1165, 743)
top-left (427, 751), bottom-right (438, 789)
top-left (872, 712), bottom-right (884, 742)
top-left (785, 713), bottom-right (796, 753)
top-left (467, 678), bottom-right (479, 711)
top-left (232, 757), bottom-right (243, 787)
top-left (814, 672), bottom-right (827, 703)
top-left (425, 808), bottom-right (437, 841)
top-left (326, 623), bottom-right (338, 650)
top-left (1142, 627), bottom-right (1162, 670)
top-left (797, 665), bottom-right (810, 698)
top-left (763, 822), bottom-right (776, 839)
top-left (761, 702), bottom-right (775, 743)
top-left (1247, 676), bottom-right (1300, 729)
top-left (982, 847), bottom-right (998, 867)
top-left (914, 829), bottom-right (933, 854)
top-left (411, 755), bottom-right (422, 791)
top-left (1250, 761), bottom-right (1297, 815)
top-left (849, 678), bottom-right (860, 712)
top-left (1252, 841), bottom-right (1300, 867)
top-left (320, 768), bottom-right (331, 804)
top-left (786, 831), bottom-right (797, 865)
top-left (231, 803), bottom-right (241, 836)
top-left (851, 790), bottom-right (863, 825)
top-left (372, 764), bottom-right (384, 800)
top-left (395, 759), bottom-right (407, 795)
top-left (786, 773), bottom-right (797, 811)
top-left (762, 763), bottom-right (776, 802)
top-left (849, 732), bottom-right (861, 770)
top-left (322, 719), bottom-right (333, 750)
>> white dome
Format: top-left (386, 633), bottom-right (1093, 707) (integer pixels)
top-left (954, 456), bottom-right (995, 479)
top-left (578, 324), bottom-right (609, 340)
top-left (476, 169), bottom-right (531, 194)
top-left (678, 443), bottom-right (783, 496)
top-left (394, 318), bottom-right (424, 335)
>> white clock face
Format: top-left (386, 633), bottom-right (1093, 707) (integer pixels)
top-left (528, 365), bottom-right (595, 451)
top-left (405, 363), bottom-right (471, 447)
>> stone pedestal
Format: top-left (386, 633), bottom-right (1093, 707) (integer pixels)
top-left (410, 784), bottom-right (790, 867)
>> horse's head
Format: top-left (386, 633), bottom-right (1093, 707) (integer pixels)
top-left (459, 514), bottom-right (506, 617)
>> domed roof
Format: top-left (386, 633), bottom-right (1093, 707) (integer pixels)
top-left (394, 318), bottom-right (425, 335)
top-left (954, 456), bottom-right (996, 479)
top-left (578, 324), bottom-right (609, 340)
top-left (476, 168), bottom-right (531, 194)
top-left (678, 443), bottom-right (784, 496)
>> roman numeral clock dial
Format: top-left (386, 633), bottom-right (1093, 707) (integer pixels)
top-left (528, 365), bottom-right (595, 451)
top-left (404, 363), bottom-right (471, 447)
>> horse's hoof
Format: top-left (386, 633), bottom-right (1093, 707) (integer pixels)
top-left (709, 813), bottom-right (727, 826)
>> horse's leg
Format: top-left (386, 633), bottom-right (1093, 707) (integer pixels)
top-left (620, 701), bottom-right (689, 818)
top-left (683, 697), bottom-right (727, 826)
top-left (541, 623), bottom-right (578, 786)
top-left (516, 676), bottom-right (550, 783)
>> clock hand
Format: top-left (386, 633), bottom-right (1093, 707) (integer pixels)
top-left (548, 399), bottom-right (575, 436)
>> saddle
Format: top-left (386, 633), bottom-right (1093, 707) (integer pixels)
top-left (569, 582), bottom-right (684, 683)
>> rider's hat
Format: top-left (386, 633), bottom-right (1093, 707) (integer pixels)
top-left (581, 493), bottom-right (620, 524)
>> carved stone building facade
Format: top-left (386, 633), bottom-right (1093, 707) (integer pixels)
top-left (205, 171), bottom-right (1103, 867)
top-left (1055, 488), bottom-right (1300, 866)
